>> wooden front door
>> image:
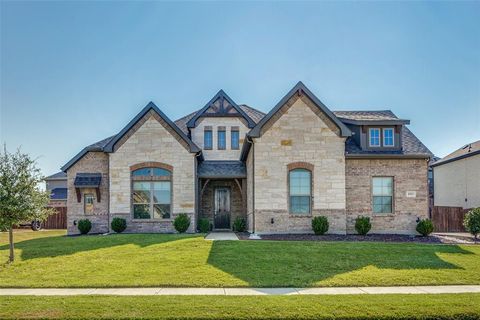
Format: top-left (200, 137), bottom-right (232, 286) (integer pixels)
top-left (214, 188), bottom-right (231, 229)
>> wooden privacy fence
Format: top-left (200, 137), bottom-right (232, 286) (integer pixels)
top-left (43, 207), bottom-right (67, 229)
top-left (432, 206), bottom-right (469, 232)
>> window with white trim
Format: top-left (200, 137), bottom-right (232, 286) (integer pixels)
top-left (372, 177), bottom-right (393, 214)
top-left (383, 128), bottom-right (394, 147)
top-left (369, 128), bottom-right (381, 147)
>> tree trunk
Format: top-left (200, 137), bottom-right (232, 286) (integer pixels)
top-left (9, 225), bottom-right (14, 263)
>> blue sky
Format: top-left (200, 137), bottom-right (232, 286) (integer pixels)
top-left (1, 1), bottom-right (479, 176)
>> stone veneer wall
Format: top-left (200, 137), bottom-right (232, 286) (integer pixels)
top-left (66, 151), bottom-right (109, 235)
top-left (252, 94), bottom-right (347, 234)
top-left (190, 117), bottom-right (249, 160)
top-left (345, 158), bottom-right (429, 234)
top-left (109, 114), bottom-right (196, 233)
top-left (199, 179), bottom-right (245, 229)
top-left (246, 149), bottom-right (254, 232)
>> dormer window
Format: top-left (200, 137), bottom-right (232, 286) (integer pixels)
top-left (383, 128), bottom-right (394, 147)
top-left (369, 128), bottom-right (381, 147)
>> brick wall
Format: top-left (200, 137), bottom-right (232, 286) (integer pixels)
top-left (345, 158), bottom-right (429, 234)
top-left (66, 151), bottom-right (109, 235)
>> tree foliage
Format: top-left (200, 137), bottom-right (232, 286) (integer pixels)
top-left (0, 147), bottom-right (55, 262)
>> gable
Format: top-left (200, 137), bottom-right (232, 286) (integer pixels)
top-left (248, 82), bottom-right (351, 138)
top-left (186, 90), bottom-right (256, 128)
top-left (104, 102), bottom-right (200, 154)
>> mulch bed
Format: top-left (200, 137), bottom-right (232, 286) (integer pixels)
top-left (236, 232), bottom-right (478, 244)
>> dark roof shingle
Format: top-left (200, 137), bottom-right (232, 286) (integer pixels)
top-left (198, 161), bottom-right (246, 178)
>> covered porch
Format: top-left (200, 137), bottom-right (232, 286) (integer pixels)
top-left (197, 161), bottom-right (247, 231)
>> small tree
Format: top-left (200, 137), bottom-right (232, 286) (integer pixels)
top-left (0, 147), bottom-right (55, 262)
top-left (464, 208), bottom-right (480, 240)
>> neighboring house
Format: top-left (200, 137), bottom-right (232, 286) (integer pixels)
top-left (431, 140), bottom-right (480, 210)
top-left (61, 82), bottom-right (432, 235)
top-left (45, 171), bottom-right (68, 207)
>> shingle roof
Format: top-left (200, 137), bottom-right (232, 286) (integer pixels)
top-left (174, 105), bottom-right (266, 135)
top-left (333, 110), bottom-right (400, 121)
top-left (431, 140), bottom-right (480, 167)
top-left (45, 171), bottom-right (67, 180)
top-left (198, 161), bottom-right (246, 178)
top-left (50, 188), bottom-right (67, 200)
top-left (345, 126), bottom-right (433, 157)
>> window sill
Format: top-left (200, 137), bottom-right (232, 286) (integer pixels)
top-left (372, 213), bottom-right (395, 217)
top-left (289, 214), bottom-right (312, 218)
top-left (131, 219), bottom-right (173, 223)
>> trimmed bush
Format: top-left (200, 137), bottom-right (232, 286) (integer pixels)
top-left (233, 217), bottom-right (246, 232)
top-left (111, 217), bottom-right (127, 233)
top-left (77, 219), bottom-right (92, 235)
top-left (198, 218), bottom-right (210, 233)
top-left (355, 216), bottom-right (371, 236)
top-left (464, 207), bottom-right (480, 239)
top-left (174, 213), bottom-right (191, 233)
top-left (416, 218), bottom-right (434, 236)
top-left (312, 216), bottom-right (329, 235)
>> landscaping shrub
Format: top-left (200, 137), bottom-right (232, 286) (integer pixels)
top-left (416, 218), bottom-right (434, 236)
top-left (77, 219), bottom-right (92, 235)
top-left (233, 217), bottom-right (246, 232)
top-left (355, 216), bottom-right (371, 236)
top-left (464, 207), bottom-right (480, 239)
top-left (197, 218), bottom-right (210, 233)
top-left (111, 217), bottom-right (127, 233)
top-left (311, 216), bottom-right (329, 235)
top-left (174, 213), bottom-right (191, 233)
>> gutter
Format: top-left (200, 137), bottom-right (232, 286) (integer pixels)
top-left (430, 150), bottom-right (480, 168)
top-left (345, 153), bottom-right (431, 160)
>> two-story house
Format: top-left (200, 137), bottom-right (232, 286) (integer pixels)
top-left (61, 82), bottom-right (432, 235)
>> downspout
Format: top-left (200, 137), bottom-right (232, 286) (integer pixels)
top-left (246, 136), bottom-right (260, 239)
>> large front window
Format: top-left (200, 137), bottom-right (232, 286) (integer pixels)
top-left (289, 169), bottom-right (311, 214)
top-left (372, 177), bottom-right (393, 214)
top-left (132, 167), bottom-right (171, 219)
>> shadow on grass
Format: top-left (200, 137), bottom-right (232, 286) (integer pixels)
top-left (0, 233), bottom-right (201, 261)
top-left (207, 240), bottom-right (474, 287)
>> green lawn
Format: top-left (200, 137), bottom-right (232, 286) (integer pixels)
top-left (1, 230), bottom-right (480, 288)
top-left (1, 294), bottom-right (479, 319)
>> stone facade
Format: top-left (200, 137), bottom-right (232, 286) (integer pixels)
top-left (251, 94), bottom-right (347, 234)
top-left (66, 151), bottom-right (109, 235)
top-left (190, 117), bottom-right (249, 160)
top-left (345, 158), bottom-right (429, 234)
top-left (109, 113), bottom-right (196, 233)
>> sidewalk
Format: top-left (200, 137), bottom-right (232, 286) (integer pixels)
top-left (1, 285), bottom-right (480, 296)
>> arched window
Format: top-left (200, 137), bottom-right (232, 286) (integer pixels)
top-left (132, 166), bottom-right (172, 219)
top-left (289, 168), bottom-right (312, 214)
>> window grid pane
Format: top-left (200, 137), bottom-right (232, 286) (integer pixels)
top-left (383, 128), bottom-right (394, 147)
top-left (369, 128), bottom-right (380, 147)
top-left (218, 130), bottom-right (226, 149)
top-left (231, 130), bottom-right (239, 150)
top-left (204, 130), bottom-right (212, 149)
top-left (372, 177), bottom-right (393, 213)
top-left (289, 169), bottom-right (311, 214)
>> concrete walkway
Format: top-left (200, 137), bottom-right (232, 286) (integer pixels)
top-left (1, 285), bottom-right (479, 296)
top-left (205, 232), bottom-right (239, 240)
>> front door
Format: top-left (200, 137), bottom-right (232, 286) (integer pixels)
top-left (214, 187), bottom-right (231, 229)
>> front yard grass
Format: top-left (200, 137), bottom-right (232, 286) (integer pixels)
top-left (1, 294), bottom-right (479, 319)
top-left (1, 230), bottom-right (480, 288)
